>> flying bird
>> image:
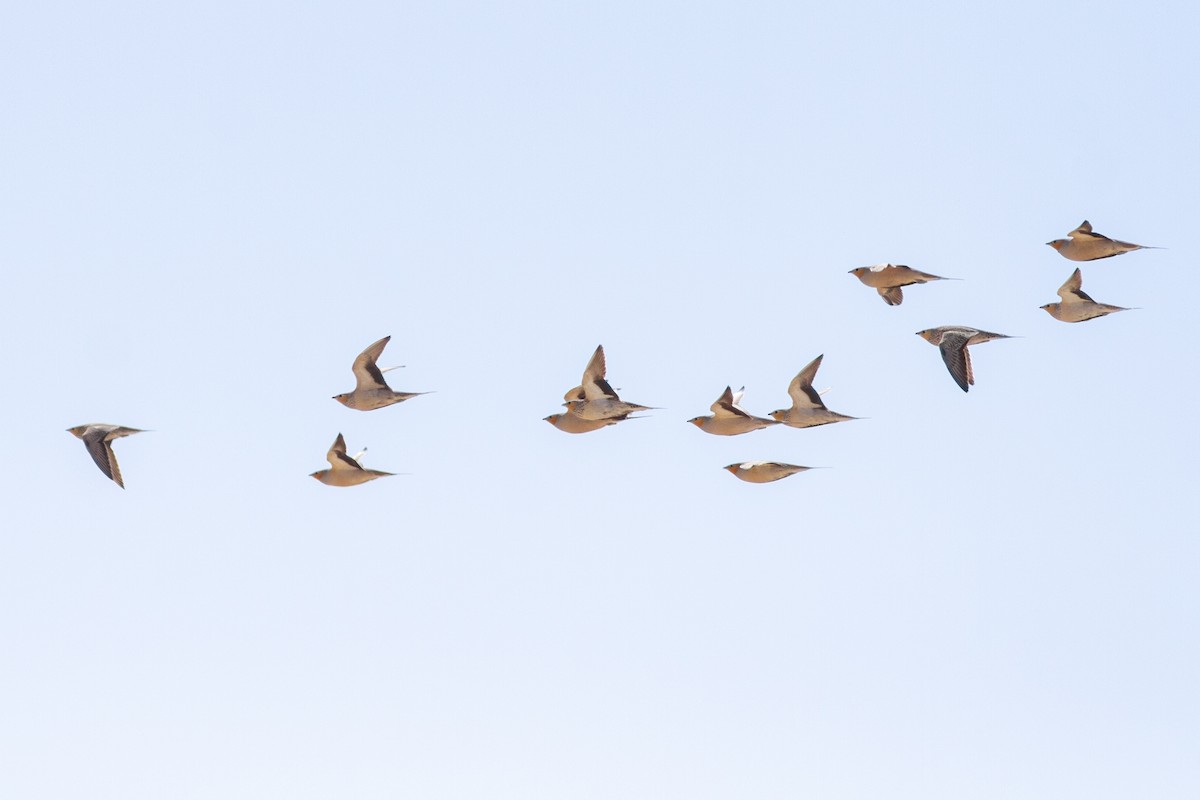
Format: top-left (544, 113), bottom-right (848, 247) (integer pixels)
top-left (724, 461), bottom-right (813, 483)
top-left (67, 424), bottom-right (145, 488)
top-left (333, 335), bottom-right (427, 411)
top-left (848, 263), bottom-right (952, 306)
top-left (565, 345), bottom-right (654, 421)
top-left (310, 433), bottom-right (395, 486)
top-left (1040, 268), bottom-right (1132, 323)
top-left (769, 354), bottom-right (857, 428)
top-left (1046, 220), bottom-right (1155, 261)
top-left (916, 326), bottom-right (1013, 392)
top-left (688, 386), bottom-right (779, 435)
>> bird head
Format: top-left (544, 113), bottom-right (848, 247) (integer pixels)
top-left (915, 329), bottom-right (940, 344)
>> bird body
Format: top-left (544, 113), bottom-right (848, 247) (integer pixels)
top-left (689, 386), bottom-right (779, 435)
top-left (724, 462), bottom-right (812, 483)
top-left (769, 354), bottom-right (857, 428)
top-left (310, 433), bottom-right (394, 486)
top-left (1046, 220), bottom-right (1154, 261)
top-left (916, 326), bottom-right (1012, 392)
top-left (545, 411), bottom-right (625, 433)
top-left (67, 424), bottom-right (145, 488)
top-left (334, 335), bottom-right (427, 410)
top-left (848, 263), bottom-right (950, 306)
top-left (1041, 268), bottom-right (1131, 322)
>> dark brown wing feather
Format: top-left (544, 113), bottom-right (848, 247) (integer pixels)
top-left (82, 434), bottom-right (123, 487)
top-left (937, 333), bottom-right (973, 392)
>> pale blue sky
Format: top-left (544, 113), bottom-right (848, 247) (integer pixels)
top-left (1, 2), bottom-right (1198, 798)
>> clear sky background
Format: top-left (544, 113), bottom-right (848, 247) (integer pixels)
top-left (2, 1), bottom-right (1198, 797)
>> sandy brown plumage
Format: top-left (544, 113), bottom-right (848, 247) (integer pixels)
top-left (848, 263), bottom-right (951, 306)
top-left (310, 433), bottom-right (395, 486)
top-left (1040, 268), bottom-right (1132, 322)
top-left (1046, 220), bottom-right (1155, 261)
top-left (689, 386), bottom-right (779, 435)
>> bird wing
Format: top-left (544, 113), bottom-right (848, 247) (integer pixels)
top-left (712, 386), bottom-right (751, 418)
top-left (938, 333), bottom-right (974, 392)
top-left (351, 336), bottom-right (392, 391)
top-left (82, 431), bottom-right (124, 487)
top-left (878, 286), bottom-right (903, 305)
top-left (326, 433), bottom-right (364, 470)
top-left (1057, 268), bottom-right (1095, 303)
top-left (583, 376), bottom-right (619, 400)
top-left (585, 377), bottom-right (619, 400)
top-left (1070, 220), bottom-right (1108, 241)
top-left (580, 345), bottom-right (619, 400)
top-left (581, 344), bottom-right (606, 384)
top-left (332, 451), bottom-right (364, 471)
top-left (103, 441), bottom-right (124, 488)
top-left (787, 356), bottom-right (827, 410)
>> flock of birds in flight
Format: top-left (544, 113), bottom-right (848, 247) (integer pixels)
top-left (68, 220), bottom-right (1155, 488)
